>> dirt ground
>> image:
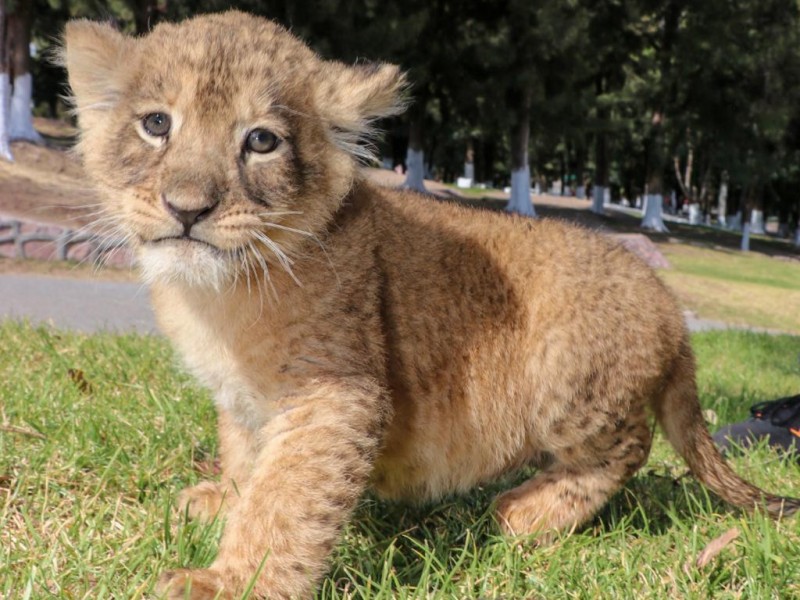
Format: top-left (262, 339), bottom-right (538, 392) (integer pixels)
top-left (0, 121), bottom-right (100, 230)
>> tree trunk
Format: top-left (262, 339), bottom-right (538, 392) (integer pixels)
top-left (749, 209), bottom-right (765, 235)
top-left (479, 138), bottom-right (494, 186)
top-left (746, 180), bottom-right (765, 235)
top-left (592, 77), bottom-right (609, 214)
top-left (741, 222), bottom-right (751, 251)
top-left (740, 184), bottom-right (760, 251)
top-left (699, 164), bottom-right (712, 217)
top-left (592, 185), bottom-right (609, 212)
top-left (674, 141), bottom-right (702, 224)
top-left (7, 2), bottom-right (40, 143)
top-left (717, 176), bottom-right (728, 227)
top-left (641, 113), bottom-right (669, 232)
top-left (132, 0), bottom-right (162, 35)
top-left (463, 138), bottom-right (475, 182)
top-left (672, 141), bottom-right (693, 201)
top-left (777, 204), bottom-right (789, 238)
top-left (0, 0), bottom-right (12, 161)
top-left (641, 0), bottom-right (681, 232)
top-left (505, 86), bottom-right (535, 216)
top-left (641, 193), bottom-right (669, 232)
top-left (403, 108), bottom-right (427, 193)
top-left (575, 141), bottom-right (587, 199)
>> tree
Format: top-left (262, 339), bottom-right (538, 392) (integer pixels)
top-left (7, 0), bottom-right (42, 142)
top-left (0, 0), bottom-right (12, 161)
top-left (635, 0), bottom-right (686, 233)
top-left (403, 95), bottom-right (429, 193)
top-left (500, 0), bottom-right (539, 216)
top-left (584, 0), bottom-right (640, 214)
top-left (506, 84), bottom-right (534, 215)
top-left (493, 1), bottom-right (591, 216)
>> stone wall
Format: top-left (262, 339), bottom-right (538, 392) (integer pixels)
top-left (0, 213), bottom-right (670, 272)
top-left (0, 213), bottom-right (133, 268)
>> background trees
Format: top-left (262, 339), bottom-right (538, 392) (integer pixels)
top-left (13, 0), bottom-right (800, 242)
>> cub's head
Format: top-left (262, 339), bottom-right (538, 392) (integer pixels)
top-left (63, 11), bottom-right (405, 289)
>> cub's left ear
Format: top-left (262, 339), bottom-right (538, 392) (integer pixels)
top-left (314, 61), bottom-right (408, 155)
top-left (59, 20), bottom-right (131, 127)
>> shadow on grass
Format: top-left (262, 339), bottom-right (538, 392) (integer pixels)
top-left (326, 466), bottom-right (733, 594)
top-left (593, 470), bottom-right (731, 536)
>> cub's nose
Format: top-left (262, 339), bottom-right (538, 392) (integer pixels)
top-left (161, 195), bottom-right (219, 235)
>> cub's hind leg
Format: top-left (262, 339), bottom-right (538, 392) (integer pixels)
top-left (179, 409), bottom-right (257, 521)
top-left (495, 412), bottom-right (652, 540)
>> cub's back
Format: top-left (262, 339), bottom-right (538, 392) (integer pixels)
top-left (370, 186), bottom-right (683, 356)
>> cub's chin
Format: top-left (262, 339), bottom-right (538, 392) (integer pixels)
top-left (138, 238), bottom-right (236, 290)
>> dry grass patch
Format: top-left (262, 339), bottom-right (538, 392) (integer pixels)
top-left (658, 243), bottom-right (800, 333)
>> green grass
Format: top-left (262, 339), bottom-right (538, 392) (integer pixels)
top-left (661, 244), bottom-right (800, 292)
top-left (1, 322), bottom-right (799, 599)
top-left (658, 243), bottom-right (800, 334)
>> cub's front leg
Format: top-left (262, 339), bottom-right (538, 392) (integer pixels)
top-left (159, 377), bottom-right (389, 600)
top-left (178, 409), bottom-right (258, 521)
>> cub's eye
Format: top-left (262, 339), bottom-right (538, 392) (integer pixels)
top-left (142, 112), bottom-right (171, 137)
top-left (246, 129), bottom-right (280, 154)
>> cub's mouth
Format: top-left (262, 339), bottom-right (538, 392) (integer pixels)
top-left (148, 235), bottom-right (223, 254)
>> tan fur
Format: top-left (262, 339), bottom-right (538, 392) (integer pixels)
top-left (63, 11), bottom-right (799, 599)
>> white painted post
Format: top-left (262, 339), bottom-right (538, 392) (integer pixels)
top-left (591, 186), bottom-right (608, 214)
top-left (749, 209), bottom-right (765, 235)
top-left (505, 165), bottom-right (536, 217)
top-left (741, 222), bottom-right (751, 251)
top-left (688, 203), bottom-right (702, 225)
top-left (403, 147), bottom-right (427, 193)
top-left (641, 194), bottom-right (669, 232)
top-left (8, 73), bottom-right (42, 143)
top-left (0, 73), bottom-right (12, 161)
top-left (717, 180), bottom-right (728, 227)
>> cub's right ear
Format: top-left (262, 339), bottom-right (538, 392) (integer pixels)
top-left (60, 21), bottom-right (130, 121)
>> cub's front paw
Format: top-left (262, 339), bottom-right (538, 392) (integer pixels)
top-left (178, 481), bottom-right (231, 521)
top-left (157, 568), bottom-right (231, 599)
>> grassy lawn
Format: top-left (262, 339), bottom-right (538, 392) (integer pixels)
top-left (1, 322), bottom-right (799, 599)
top-left (657, 243), bottom-right (800, 334)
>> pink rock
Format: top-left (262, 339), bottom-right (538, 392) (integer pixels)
top-left (22, 240), bottom-right (57, 260)
top-left (0, 242), bottom-right (15, 258)
top-left (67, 241), bottom-right (94, 263)
top-left (19, 222), bottom-right (63, 236)
top-left (611, 234), bottom-right (671, 269)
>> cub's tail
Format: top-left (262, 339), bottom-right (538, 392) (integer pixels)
top-left (652, 339), bottom-right (800, 518)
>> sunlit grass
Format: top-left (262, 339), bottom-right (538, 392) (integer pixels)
top-left (1, 322), bottom-right (798, 598)
top-left (658, 243), bottom-right (800, 333)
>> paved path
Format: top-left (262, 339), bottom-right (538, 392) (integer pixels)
top-left (0, 274), bottom-right (157, 334)
top-left (682, 311), bottom-right (791, 336)
top-left (0, 273), bottom-right (792, 336)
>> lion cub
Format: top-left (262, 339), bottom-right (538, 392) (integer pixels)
top-left (64, 11), bottom-right (797, 600)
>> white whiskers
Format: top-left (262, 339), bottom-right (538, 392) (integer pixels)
top-left (252, 230), bottom-right (301, 287)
